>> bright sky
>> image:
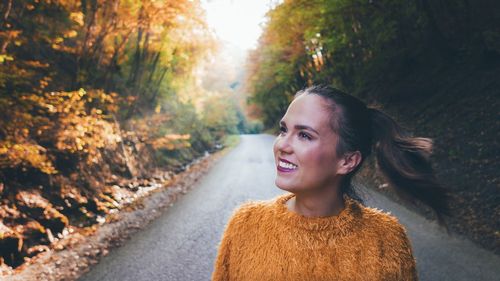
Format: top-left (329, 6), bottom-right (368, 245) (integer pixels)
top-left (202, 0), bottom-right (275, 51)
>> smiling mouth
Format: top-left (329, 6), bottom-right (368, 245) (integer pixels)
top-left (277, 160), bottom-right (298, 172)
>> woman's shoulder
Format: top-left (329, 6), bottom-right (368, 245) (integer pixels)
top-left (355, 202), bottom-right (412, 244)
top-left (351, 201), bottom-right (417, 277)
top-left (360, 200), bottom-right (411, 250)
top-left (230, 195), bottom-right (283, 219)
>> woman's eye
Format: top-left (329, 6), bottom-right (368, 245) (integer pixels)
top-left (298, 132), bottom-right (311, 140)
top-left (278, 126), bottom-right (287, 135)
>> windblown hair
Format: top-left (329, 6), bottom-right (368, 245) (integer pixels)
top-left (295, 85), bottom-right (450, 221)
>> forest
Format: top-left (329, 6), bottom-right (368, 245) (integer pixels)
top-left (0, 0), bottom-right (245, 269)
top-left (246, 0), bottom-right (499, 254)
top-left (0, 0), bottom-right (499, 273)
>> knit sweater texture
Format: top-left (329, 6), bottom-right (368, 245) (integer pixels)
top-left (212, 193), bottom-right (418, 281)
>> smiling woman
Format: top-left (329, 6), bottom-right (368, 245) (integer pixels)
top-left (212, 85), bottom-right (449, 281)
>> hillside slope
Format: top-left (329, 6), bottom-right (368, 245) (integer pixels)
top-left (359, 62), bottom-right (499, 254)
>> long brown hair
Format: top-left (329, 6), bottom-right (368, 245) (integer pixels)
top-left (295, 85), bottom-right (450, 221)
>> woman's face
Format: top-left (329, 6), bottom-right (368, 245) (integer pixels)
top-left (273, 94), bottom-right (345, 194)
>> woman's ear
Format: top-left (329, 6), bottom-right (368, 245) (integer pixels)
top-left (337, 151), bottom-right (362, 175)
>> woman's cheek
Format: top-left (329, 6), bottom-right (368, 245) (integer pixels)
top-left (304, 144), bottom-right (322, 163)
top-left (312, 148), bottom-right (336, 173)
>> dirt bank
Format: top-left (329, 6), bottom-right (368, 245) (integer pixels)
top-left (2, 146), bottom-right (230, 281)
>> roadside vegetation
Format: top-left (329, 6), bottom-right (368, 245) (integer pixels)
top-left (0, 0), bottom-right (250, 269)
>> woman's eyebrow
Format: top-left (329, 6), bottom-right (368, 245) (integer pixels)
top-left (295, 124), bottom-right (319, 135)
top-left (280, 120), bottom-right (319, 135)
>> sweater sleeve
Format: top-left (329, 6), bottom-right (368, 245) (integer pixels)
top-left (381, 222), bottom-right (419, 281)
top-left (211, 225), bottom-right (232, 281)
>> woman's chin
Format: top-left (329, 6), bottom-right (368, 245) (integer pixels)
top-left (275, 179), bottom-right (298, 193)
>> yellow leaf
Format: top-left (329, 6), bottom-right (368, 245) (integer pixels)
top-left (78, 88), bottom-right (86, 97)
top-left (64, 30), bottom-right (78, 38)
top-left (70, 12), bottom-right (85, 26)
top-left (0, 55), bottom-right (14, 63)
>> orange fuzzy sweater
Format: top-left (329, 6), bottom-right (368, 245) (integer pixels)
top-left (212, 193), bottom-right (418, 281)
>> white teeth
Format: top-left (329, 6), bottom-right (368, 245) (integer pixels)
top-left (279, 161), bottom-right (297, 170)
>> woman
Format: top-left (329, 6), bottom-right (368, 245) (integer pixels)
top-left (212, 85), bottom-right (448, 281)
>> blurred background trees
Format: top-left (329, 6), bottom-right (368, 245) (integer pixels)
top-left (0, 0), bottom-right (245, 180)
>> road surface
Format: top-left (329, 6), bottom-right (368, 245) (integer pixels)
top-left (79, 134), bottom-right (500, 281)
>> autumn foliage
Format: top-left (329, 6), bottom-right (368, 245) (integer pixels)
top-left (0, 0), bottom-right (230, 268)
top-left (247, 0), bottom-right (500, 128)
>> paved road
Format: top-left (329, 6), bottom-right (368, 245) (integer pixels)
top-left (79, 134), bottom-right (500, 281)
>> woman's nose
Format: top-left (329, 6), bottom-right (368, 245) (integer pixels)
top-left (276, 135), bottom-right (293, 154)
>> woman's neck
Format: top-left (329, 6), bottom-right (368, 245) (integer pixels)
top-left (286, 190), bottom-right (345, 218)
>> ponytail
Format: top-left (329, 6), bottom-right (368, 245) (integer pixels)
top-left (369, 108), bottom-right (450, 222)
